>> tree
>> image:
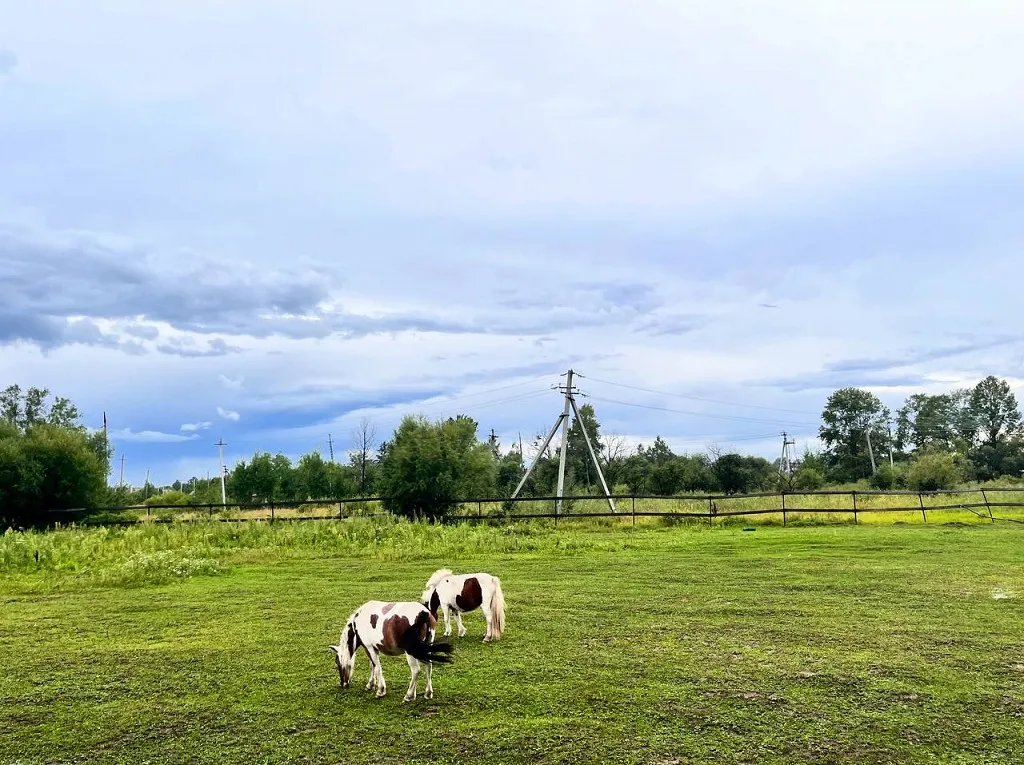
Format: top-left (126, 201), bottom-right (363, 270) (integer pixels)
top-left (712, 453), bottom-right (772, 494)
top-left (295, 451), bottom-right (332, 500)
top-left (819, 387), bottom-right (892, 481)
top-left (1, 385), bottom-right (83, 433)
top-left (376, 414), bottom-right (496, 519)
top-left (968, 376), bottom-right (1022, 446)
top-left (895, 393), bottom-right (966, 453)
top-left (565, 403), bottom-right (604, 491)
top-left (0, 423), bottom-right (108, 528)
top-left (495, 446), bottom-right (525, 498)
top-left (351, 417), bottom-right (378, 496)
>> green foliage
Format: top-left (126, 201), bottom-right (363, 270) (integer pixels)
top-left (145, 489), bottom-right (195, 506)
top-left (969, 375), bottom-right (1023, 446)
top-left (870, 463), bottom-right (905, 490)
top-left (0, 416), bottom-right (109, 529)
top-left (906, 451), bottom-right (967, 491)
top-left (0, 384), bottom-right (83, 432)
top-left (713, 453), bottom-right (772, 494)
top-left (793, 466), bottom-right (825, 490)
top-left (377, 414), bottom-right (496, 519)
top-left (819, 387), bottom-right (892, 482)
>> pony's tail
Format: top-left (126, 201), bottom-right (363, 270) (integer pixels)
top-left (489, 576), bottom-right (506, 640)
top-left (401, 611), bottom-right (455, 665)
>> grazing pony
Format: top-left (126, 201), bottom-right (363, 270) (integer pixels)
top-left (329, 600), bottom-right (454, 702)
top-left (420, 569), bottom-right (506, 642)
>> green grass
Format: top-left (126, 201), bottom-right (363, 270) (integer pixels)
top-left (2, 520), bottom-right (1023, 764)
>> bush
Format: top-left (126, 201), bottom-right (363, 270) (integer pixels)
top-left (145, 489), bottom-right (195, 506)
top-left (793, 467), bottom-right (825, 491)
top-left (907, 452), bottom-right (966, 491)
top-left (870, 463), bottom-right (905, 490)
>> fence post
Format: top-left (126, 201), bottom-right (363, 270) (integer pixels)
top-left (632, 496), bottom-right (636, 527)
top-left (708, 497), bottom-right (714, 528)
top-left (981, 488), bottom-right (994, 523)
top-left (781, 491), bottom-right (787, 527)
top-left (852, 491), bottom-right (858, 525)
top-left (478, 501), bottom-right (482, 520)
top-left (270, 503), bottom-right (275, 523)
top-left (918, 493), bottom-right (927, 523)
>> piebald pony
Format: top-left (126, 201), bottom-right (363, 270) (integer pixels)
top-left (420, 569), bottom-right (506, 642)
top-left (329, 600), bottom-right (454, 702)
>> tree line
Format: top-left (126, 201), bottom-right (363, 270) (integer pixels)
top-left (2, 375), bottom-right (1022, 527)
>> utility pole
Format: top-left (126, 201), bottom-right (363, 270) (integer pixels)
top-left (215, 439), bottom-right (228, 505)
top-left (327, 433), bottom-right (335, 463)
top-left (488, 429), bottom-right (499, 457)
top-left (119, 454), bottom-right (126, 488)
top-left (779, 431), bottom-right (796, 480)
top-left (865, 429), bottom-right (877, 475)
top-left (887, 422), bottom-right (895, 469)
top-left (511, 368), bottom-right (615, 515)
top-left (143, 468), bottom-right (150, 500)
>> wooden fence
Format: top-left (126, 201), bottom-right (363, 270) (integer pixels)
top-left (43, 487), bottom-right (1024, 527)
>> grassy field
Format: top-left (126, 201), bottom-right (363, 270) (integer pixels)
top-left (2, 519), bottom-right (1023, 764)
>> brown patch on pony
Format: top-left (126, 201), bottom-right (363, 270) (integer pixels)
top-left (369, 613), bottom-right (379, 628)
top-left (455, 577), bottom-right (483, 612)
top-left (378, 614), bottom-right (411, 655)
top-left (381, 602), bottom-right (396, 615)
top-left (428, 590), bottom-right (441, 617)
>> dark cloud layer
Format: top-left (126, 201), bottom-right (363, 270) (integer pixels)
top-left (1, 222), bottom-right (675, 354)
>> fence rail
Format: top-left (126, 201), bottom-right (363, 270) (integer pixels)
top-left (37, 486), bottom-right (1024, 527)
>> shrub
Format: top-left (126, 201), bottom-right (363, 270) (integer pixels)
top-left (793, 467), bottom-right (825, 491)
top-left (907, 452), bottom-right (966, 491)
top-left (145, 489), bottom-right (194, 507)
top-left (870, 463), bottom-right (905, 490)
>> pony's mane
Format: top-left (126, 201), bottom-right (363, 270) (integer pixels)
top-left (420, 568), bottom-right (453, 601)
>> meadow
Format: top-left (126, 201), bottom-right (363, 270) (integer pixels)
top-left (2, 518), bottom-right (1023, 764)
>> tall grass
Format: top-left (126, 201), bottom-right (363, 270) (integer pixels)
top-left (0, 516), bottom-right (643, 592)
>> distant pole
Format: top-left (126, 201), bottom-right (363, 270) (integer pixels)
top-left (143, 469), bottom-right (150, 500)
top-left (865, 429), bottom-right (877, 475)
top-left (887, 423), bottom-right (895, 469)
top-left (489, 428), bottom-right (499, 457)
top-left (327, 433), bottom-right (335, 463)
top-left (215, 439), bottom-right (228, 505)
top-left (554, 369), bottom-right (575, 515)
top-left (119, 454), bottom-right (126, 487)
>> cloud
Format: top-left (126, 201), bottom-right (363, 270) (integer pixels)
top-left (3, 1), bottom-right (1024, 485)
top-left (219, 374), bottom-right (244, 390)
top-left (109, 427), bottom-right (199, 443)
top-left (0, 47), bottom-right (16, 76)
top-left (181, 421), bottom-right (212, 432)
top-left (217, 407), bottom-right (240, 421)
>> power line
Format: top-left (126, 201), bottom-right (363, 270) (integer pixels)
top-left (577, 374), bottom-right (820, 416)
top-left (583, 394), bottom-right (819, 428)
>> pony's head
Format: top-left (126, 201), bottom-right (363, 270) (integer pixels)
top-left (420, 568), bottom-right (453, 605)
top-left (329, 621), bottom-right (359, 688)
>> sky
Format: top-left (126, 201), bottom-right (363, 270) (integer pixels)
top-left (2, 1), bottom-right (1023, 486)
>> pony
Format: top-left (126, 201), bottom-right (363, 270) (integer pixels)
top-left (328, 600), bottom-right (454, 702)
top-left (420, 568), bottom-right (506, 642)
